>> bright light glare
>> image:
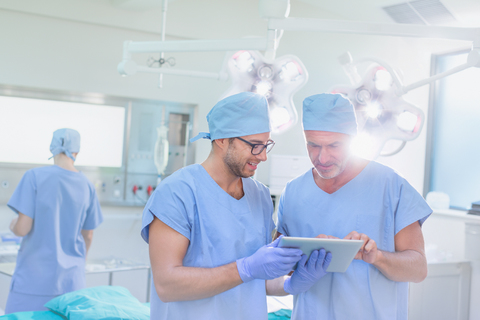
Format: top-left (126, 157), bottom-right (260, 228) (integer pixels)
top-left (255, 81), bottom-right (272, 96)
top-left (397, 111), bottom-right (418, 132)
top-left (222, 50), bottom-right (309, 134)
top-left (281, 62), bottom-right (300, 81)
top-left (270, 107), bottom-right (291, 129)
top-left (233, 51), bottom-right (255, 72)
top-left (350, 132), bottom-right (378, 160)
top-left (365, 103), bottom-right (381, 118)
top-left (374, 69), bottom-right (393, 91)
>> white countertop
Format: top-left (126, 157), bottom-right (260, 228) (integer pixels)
top-left (432, 209), bottom-right (480, 224)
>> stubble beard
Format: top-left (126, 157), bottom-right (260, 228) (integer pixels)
top-left (224, 144), bottom-right (252, 178)
top-left (314, 155), bottom-right (350, 180)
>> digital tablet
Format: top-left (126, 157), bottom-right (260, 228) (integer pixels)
top-left (278, 237), bottom-right (364, 273)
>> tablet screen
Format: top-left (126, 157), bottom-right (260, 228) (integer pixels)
top-left (279, 237), bottom-right (364, 273)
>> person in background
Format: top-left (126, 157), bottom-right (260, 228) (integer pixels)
top-left (141, 92), bottom-right (331, 319)
top-left (5, 128), bottom-right (103, 314)
top-left (276, 93), bottom-right (432, 320)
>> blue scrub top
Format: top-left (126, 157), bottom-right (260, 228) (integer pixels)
top-left (277, 161), bottom-right (432, 320)
top-left (141, 164), bottom-right (275, 320)
top-left (7, 165), bottom-right (103, 296)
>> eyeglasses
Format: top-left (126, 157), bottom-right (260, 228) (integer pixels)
top-left (235, 137), bottom-right (275, 155)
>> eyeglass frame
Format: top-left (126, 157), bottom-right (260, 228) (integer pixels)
top-left (235, 137), bottom-right (275, 155)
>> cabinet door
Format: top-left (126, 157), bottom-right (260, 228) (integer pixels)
top-left (409, 262), bottom-right (471, 320)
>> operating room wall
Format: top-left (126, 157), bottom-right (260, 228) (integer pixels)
top-left (0, 4), bottom-right (470, 193)
top-left (0, 2), bottom-right (474, 312)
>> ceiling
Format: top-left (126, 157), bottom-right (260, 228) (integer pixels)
top-left (108, 0), bottom-right (480, 27)
top-left (1, 0), bottom-right (479, 41)
top-left (299, 0), bottom-right (480, 26)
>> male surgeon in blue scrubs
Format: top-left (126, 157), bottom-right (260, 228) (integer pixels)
top-left (141, 92), bottom-right (332, 319)
top-left (5, 128), bottom-right (103, 313)
top-left (276, 93), bottom-right (432, 320)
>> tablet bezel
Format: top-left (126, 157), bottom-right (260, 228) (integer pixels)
top-left (278, 236), bottom-right (364, 273)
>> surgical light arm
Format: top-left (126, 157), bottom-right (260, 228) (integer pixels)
top-left (117, 37), bottom-right (278, 78)
top-left (268, 17), bottom-right (480, 94)
top-left (339, 49), bottom-right (480, 97)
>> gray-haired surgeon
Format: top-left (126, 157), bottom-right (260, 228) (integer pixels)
top-left (276, 93), bottom-right (432, 320)
top-left (6, 128), bottom-right (103, 313)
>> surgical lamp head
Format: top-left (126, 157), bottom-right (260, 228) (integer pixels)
top-left (220, 50), bottom-right (308, 134)
top-left (190, 92), bottom-right (271, 143)
top-left (302, 93), bottom-right (358, 136)
top-left (331, 64), bottom-right (424, 160)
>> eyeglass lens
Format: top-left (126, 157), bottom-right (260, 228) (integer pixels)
top-left (252, 141), bottom-right (274, 155)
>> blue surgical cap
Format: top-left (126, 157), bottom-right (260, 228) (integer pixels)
top-left (190, 92), bottom-right (271, 142)
top-left (302, 93), bottom-right (358, 136)
top-left (49, 128), bottom-right (81, 161)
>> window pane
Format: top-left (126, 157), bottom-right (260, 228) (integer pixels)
top-left (430, 52), bottom-right (480, 209)
top-left (0, 96), bottom-right (125, 167)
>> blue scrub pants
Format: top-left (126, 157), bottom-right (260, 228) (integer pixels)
top-left (5, 291), bottom-right (58, 314)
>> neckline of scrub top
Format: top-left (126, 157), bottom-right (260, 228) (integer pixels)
top-left (194, 164), bottom-right (250, 211)
top-left (307, 160), bottom-right (373, 196)
top-left (52, 164), bottom-right (81, 174)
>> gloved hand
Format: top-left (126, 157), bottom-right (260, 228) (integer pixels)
top-left (236, 236), bottom-right (303, 283)
top-left (284, 249), bottom-right (332, 295)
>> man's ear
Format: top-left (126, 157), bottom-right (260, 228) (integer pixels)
top-left (213, 138), bottom-right (229, 151)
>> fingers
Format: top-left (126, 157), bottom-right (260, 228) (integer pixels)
top-left (315, 234), bottom-right (338, 239)
top-left (307, 250), bottom-right (319, 269)
top-left (344, 231), bottom-right (370, 251)
top-left (323, 252), bottom-right (332, 271)
top-left (345, 231), bottom-right (369, 259)
top-left (271, 249), bottom-right (303, 271)
top-left (363, 239), bottom-right (377, 253)
top-left (343, 231), bottom-right (356, 240)
top-left (344, 231), bottom-right (370, 243)
top-left (275, 247), bottom-right (303, 257)
top-left (268, 235), bottom-right (284, 248)
top-left (344, 230), bottom-right (363, 240)
top-left (297, 254), bottom-right (309, 269)
top-left (304, 249), bottom-right (327, 271)
top-left (313, 249), bottom-right (327, 270)
top-left (280, 253), bottom-right (303, 263)
top-left (317, 249), bottom-right (326, 262)
top-left (277, 255), bottom-right (302, 274)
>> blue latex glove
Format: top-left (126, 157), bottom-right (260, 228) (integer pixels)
top-left (236, 236), bottom-right (303, 283)
top-left (284, 249), bottom-right (332, 295)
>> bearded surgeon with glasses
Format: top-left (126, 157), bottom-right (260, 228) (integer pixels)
top-left (140, 92), bottom-right (331, 320)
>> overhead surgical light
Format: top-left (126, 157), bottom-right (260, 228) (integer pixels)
top-left (397, 111), bottom-right (419, 132)
top-left (374, 69), bottom-right (393, 91)
top-left (117, 0), bottom-right (480, 141)
top-left (365, 102), bottom-right (382, 119)
top-left (220, 50), bottom-right (308, 133)
top-left (332, 55), bottom-right (425, 160)
top-left (254, 80), bottom-right (273, 96)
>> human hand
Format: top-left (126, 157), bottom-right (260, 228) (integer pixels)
top-left (236, 236), bottom-right (303, 283)
top-left (284, 249), bottom-right (332, 295)
top-left (315, 234), bottom-right (339, 239)
top-left (344, 231), bottom-right (378, 264)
